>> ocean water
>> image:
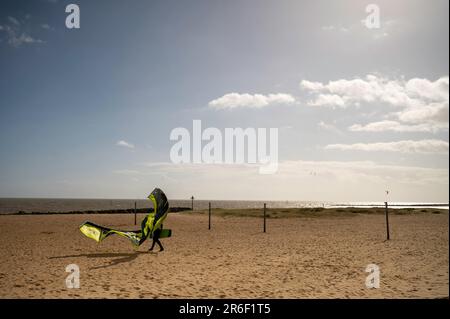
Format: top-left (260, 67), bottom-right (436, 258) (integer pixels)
top-left (0, 198), bottom-right (447, 214)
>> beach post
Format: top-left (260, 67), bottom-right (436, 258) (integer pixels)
top-left (208, 202), bottom-right (211, 230)
top-left (384, 201), bottom-right (390, 240)
top-left (134, 201), bottom-right (137, 225)
top-left (263, 203), bottom-right (266, 233)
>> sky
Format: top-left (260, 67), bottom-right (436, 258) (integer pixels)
top-left (0, 0), bottom-right (448, 202)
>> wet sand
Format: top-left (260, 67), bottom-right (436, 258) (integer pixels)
top-left (0, 210), bottom-right (448, 298)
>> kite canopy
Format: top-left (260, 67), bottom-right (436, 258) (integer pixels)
top-left (149, 188), bottom-right (169, 222)
top-left (140, 188), bottom-right (170, 241)
top-left (79, 188), bottom-right (171, 247)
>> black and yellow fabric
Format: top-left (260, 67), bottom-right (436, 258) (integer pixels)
top-left (79, 221), bottom-right (143, 246)
top-left (79, 188), bottom-right (171, 247)
top-left (141, 188), bottom-right (169, 241)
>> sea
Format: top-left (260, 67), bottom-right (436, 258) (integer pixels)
top-left (0, 198), bottom-right (447, 214)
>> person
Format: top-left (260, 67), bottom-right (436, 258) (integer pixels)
top-left (149, 225), bottom-right (164, 252)
top-left (141, 188), bottom-right (169, 252)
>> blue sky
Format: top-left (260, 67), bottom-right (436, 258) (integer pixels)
top-left (0, 0), bottom-right (448, 201)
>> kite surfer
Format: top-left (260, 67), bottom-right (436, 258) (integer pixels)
top-left (79, 188), bottom-right (171, 251)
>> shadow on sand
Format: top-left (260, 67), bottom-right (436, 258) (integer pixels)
top-left (49, 251), bottom-right (154, 269)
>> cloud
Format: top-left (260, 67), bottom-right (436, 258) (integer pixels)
top-left (41, 24), bottom-right (51, 30)
top-left (405, 75), bottom-right (449, 101)
top-left (301, 75), bottom-right (448, 108)
top-left (325, 139), bottom-right (449, 154)
top-left (0, 16), bottom-right (45, 47)
top-left (9, 32), bottom-right (44, 46)
top-left (208, 93), bottom-right (295, 109)
top-left (349, 120), bottom-right (448, 133)
top-left (141, 160), bottom-right (448, 186)
top-left (301, 74), bottom-right (449, 133)
top-left (116, 140), bottom-right (135, 149)
top-left (396, 101), bottom-right (449, 124)
top-left (301, 75), bottom-right (416, 108)
top-left (349, 102), bottom-right (449, 133)
top-left (130, 160), bottom-right (448, 202)
top-left (307, 94), bottom-right (345, 108)
top-left (300, 80), bottom-right (324, 91)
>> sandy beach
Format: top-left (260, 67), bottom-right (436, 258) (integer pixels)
top-left (0, 209), bottom-right (448, 299)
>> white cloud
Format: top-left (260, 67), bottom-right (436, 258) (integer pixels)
top-left (301, 74), bottom-right (414, 108)
top-left (396, 101), bottom-right (449, 124)
top-left (130, 160), bottom-right (448, 202)
top-left (208, 93), bottom-right (295, 109)
top-left (0, 17), bottom-right (45, 47)
top-left (307, 94), bottom-right (345, 108)
top-left (302, 74), bottom-right (449, 133)
top-left (349, 120), bottom-right (449, 133)
top-left (300, 80), bottom-right (324, 91)
top-left (325, 139), bottom-right (449, 154)
top-left (301, 75), bottom-right (448, 108)
top-left (9, 33), bottom-right (44, 46)
top-left (349, 101), bottom-right (449, 134)
top-left (116, 140), bottom-right (135, 149)
top-left (41, 24), bottom-right (51, 30)
top-left (405, 76), bottom-right (449, 101)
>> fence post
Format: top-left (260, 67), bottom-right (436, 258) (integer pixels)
top-left (208, 202), bottom-right (211, 230)
top-left (134, 201), bottom-right (137, 225)
top-left (263, 203), bottom-right (266, 233)
top-left (385, 201), bottom-right (390, 240)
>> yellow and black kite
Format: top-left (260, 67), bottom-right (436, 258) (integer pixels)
top-left (79, 188), bottom-right (171, 246)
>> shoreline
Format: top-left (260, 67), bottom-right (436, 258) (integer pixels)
top-left (1, 207), bottom-right (447, 217)
top-left (1, 198), bottom-right (448, 215)
top-left (3, 207), bottom-right (191, 216)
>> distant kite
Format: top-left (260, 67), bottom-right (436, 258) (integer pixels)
top-left (79, 188), bottom-right (171, 246)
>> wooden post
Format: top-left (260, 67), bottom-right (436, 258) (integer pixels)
top-left (385, 201), bottom-right (390, 240)
top-left (134, 201), bottom-right (137, 225)
top-left (191, 196), bottom-right (194, 210)
top-left (263, 203), bottom-right (266, 233)
top-left (208, 202), bottom-right (211, 230)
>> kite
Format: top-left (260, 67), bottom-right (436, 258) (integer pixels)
top-left (79, 188), bottom-right (172, 247)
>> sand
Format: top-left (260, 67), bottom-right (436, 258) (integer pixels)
top-left (0, 210), bottom-right (448, 298)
